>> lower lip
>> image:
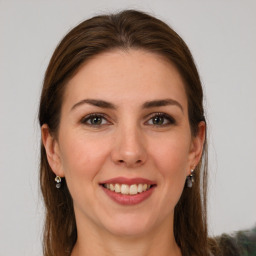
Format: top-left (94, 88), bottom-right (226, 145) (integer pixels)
top-left (101, 186), bottom-right (155, 205)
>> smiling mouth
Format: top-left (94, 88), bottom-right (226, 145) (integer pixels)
top-left (101, 183), bottom-right (155, 196)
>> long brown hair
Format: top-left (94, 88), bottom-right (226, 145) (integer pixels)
top-left (39, 9), bottom-right (213, 256)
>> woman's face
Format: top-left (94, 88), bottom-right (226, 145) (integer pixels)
top-left (43, 49), bottom-right (204, 237)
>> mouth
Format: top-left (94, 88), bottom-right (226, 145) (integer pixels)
top-left (101, 183), bottom-right (155, 195)
top-left (99, 177), bottom-right (156, 205)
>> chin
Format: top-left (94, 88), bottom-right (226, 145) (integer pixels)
top-left (101, 213), bottom-right (157, 238)
top-left (107, 225), bottom-right (150, 238)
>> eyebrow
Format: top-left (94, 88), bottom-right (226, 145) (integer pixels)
top-left (142, 99), bottom-right (183, 112)
top-left (71, 99), bottom-right (116, 111)
top-left (71, 98), bottom-right (183, 112)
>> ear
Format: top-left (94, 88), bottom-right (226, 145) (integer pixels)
top-left (188, 121), bottom-right (206, 172)
top-left (41, 124), bottom-right (65, 177)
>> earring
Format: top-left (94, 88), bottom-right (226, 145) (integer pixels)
top-left (186, 169), bottom-right (194, 188)
top-left (55, 176), bottom-right (62, 188)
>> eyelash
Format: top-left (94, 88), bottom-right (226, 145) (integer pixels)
top-left (145, 112), bottom-right (176, 127)
top-left (80, 113), bottom-right (110, 127)
top-left (80, 112), bottom-right (176, 127)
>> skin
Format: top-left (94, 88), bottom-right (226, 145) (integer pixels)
top-left (42, 49), bottom-right (205, 256)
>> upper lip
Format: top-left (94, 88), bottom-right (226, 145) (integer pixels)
top-left (100, 177), bottom-right (156, 186)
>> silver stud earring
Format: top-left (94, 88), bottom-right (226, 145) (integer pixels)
top-left (186, 169), bottom-right (194, 188)
top-left (55, 176), bottom-right (62, 188)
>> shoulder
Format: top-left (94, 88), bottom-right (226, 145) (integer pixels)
top-left (215, 226), bottom-right (256, 256)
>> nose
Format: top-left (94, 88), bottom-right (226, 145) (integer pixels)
top-left (111, 124), bottom-right (147, 168)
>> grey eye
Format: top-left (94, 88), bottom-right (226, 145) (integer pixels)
top-left (147, 113), bottom-right (175, 126)
top-left (90, 116), bottom-right (103, 125)
top-left (152, 116), bottom-right (165, 125)
top-left (81, 114), bottom-right (108, 126)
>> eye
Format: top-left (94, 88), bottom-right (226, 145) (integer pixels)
top-left (81, 113), bottom-right (110, 126)
top-left (146, 113), bottom-right (176, 126)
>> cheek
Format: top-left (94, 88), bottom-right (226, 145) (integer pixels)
top-left (58, 133), bottom-right (110, 185)
top-left (58, 133), bottom-right (112, 214)
top-left (154, 145), bottom-right (189, 191)
top-left (150, 132), bottom-right (191, 175)
top-left (148, 133), bottom-right (191, 203)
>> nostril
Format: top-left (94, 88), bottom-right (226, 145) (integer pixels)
top-left (117, 159), bottom-right (143, 166)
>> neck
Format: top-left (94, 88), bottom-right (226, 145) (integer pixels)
top-left (71, 214), bottom-right (181, 256)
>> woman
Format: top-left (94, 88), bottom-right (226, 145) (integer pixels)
top-left (39, 10), bottom-right (215, 256)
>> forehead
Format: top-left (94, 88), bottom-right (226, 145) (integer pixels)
top-left (63, 49), bottom-right (188, 110)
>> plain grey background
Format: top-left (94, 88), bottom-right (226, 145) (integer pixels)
top-left (1, 0), bottom-right (256, 255)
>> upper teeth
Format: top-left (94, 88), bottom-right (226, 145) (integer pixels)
top-left (104, 184), bottom-right (151, 195)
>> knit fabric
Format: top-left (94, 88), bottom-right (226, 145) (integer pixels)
top-left (216, 226), bottom-right (256, 256)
